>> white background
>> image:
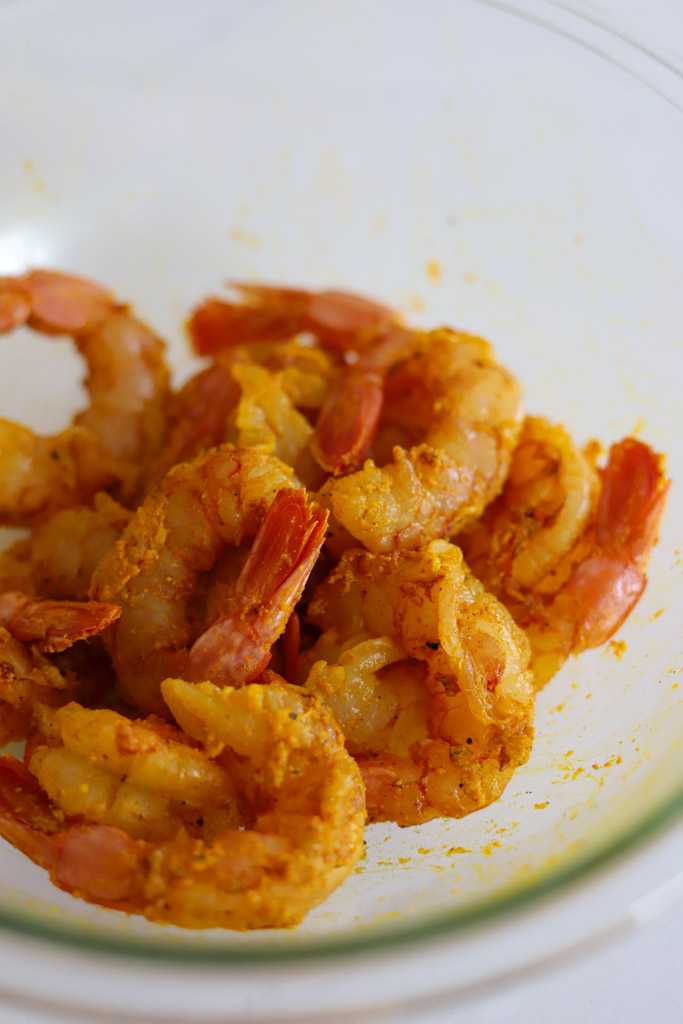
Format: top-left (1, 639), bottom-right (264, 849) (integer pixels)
top-left (0, 1), bottom-right (680, 1021)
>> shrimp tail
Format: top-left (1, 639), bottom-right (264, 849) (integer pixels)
top-left (188, 284), bottom-right (396, 356)
top-left (311, 368), bottom-right (384, 475)
top-left (0, 592), bottom-right (121, 652)
top-left (0, 282), bottom-right (31, 332)
top-left (595, 438), bottom-right (670, 563)
top-left (0, 755), bottom-right (60, 867)
top-left (0, 757), bottom-right (146, 905)
top-left (187, 490), bottom-right (328, 684)
top-left (570, 439), bottom-right (670, 649)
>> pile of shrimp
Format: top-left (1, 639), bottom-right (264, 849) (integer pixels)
top-left (0, 270), bottom-right (669, 927)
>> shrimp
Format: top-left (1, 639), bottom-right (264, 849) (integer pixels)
top-left (189, 285), bottom-right (523, 551)
top-left (146, 338), bottom-right (338, 496)
top-left (0, 677), bottom-right (366, 929)
top-left (91, 447), bottom-right (327, 715)
top-left (144, 359), bottom-right (239, 493)
top-left (0, 269), bottom-right (170, 523)
top-left (0, 596), bottom-right (121, 745)
top-left (319, 327), bottom-right (523, 552)
top-left (460, 419), bottom-right (670, 687)
top-left (28, 701), bottom-right (238, 842)
top-left (301, 540), bottom-right (534, 825)
top-left (189, 283), bottom-right (397, 355)
top-left (0, 493), bottom-right (131, 600)
top-left (0, 592), bottom-right (121, 652)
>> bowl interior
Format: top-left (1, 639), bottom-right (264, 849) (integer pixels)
top-left (0, 0), bottom-right (681, 959)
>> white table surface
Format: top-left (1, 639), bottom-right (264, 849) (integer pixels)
top-left (0, 2), bottom-right (680, 1022)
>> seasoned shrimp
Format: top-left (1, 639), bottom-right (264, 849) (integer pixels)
top-left (0, 596), bottom-right (121, 745)
top-left (318, 327), bottom-right (523, 552)
top-left (0, 677), bottom-right (366, 929)
top-left (29, 701), bottom-right (238, 842)
top-left (91, 447), bottom-right (327, 715)
top-left (189, 285), bottom-right (523, 550)
top-left (0, 270), bottom-right (170, 523)
top-left (0, 493), bottom-right (131, 600)
top-left (460, 420), bottom-right (670, 687)
top-left (301, 540), bottom-right (534, 825)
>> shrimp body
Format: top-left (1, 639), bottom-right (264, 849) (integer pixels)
top-left (302, 540), bottom-right (534, 825)
top-left (320, 328), bottom-right (523, 552)
top-left (0, 270), bottom-right (170, 522)
top-left (29, 701), bottom-right (238, 842)
top-left (0, 678), bottom-right (366, 929)
top-left (91, 447), bottom-right (326, 715)
top-left (461, 420), bottom-right (670, 687)
top-left (0, 493), bottom-right (131, 600)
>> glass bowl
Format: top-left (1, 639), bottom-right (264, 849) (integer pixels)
top-left (0, 0), bottom-right (681, 1018)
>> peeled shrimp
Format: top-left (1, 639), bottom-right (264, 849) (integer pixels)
top-left (460, 419), bottom-right (670, 687)
top-left (0, 493), bottom-right (131, 600)
top-left (315, 326), bottom-right (522, 552)
top-left (91, 447), bottom-right (327, 715)
top-left (0, 270), bottom-right (170, 523)
top-left (0, 677), bottom-right (365, 929)
top-left (301, 540), bottom-right (534, 825)
top-left (190, 286), bottom-right (523, 551)
top-left (29, 701), bottom-right (238, 842)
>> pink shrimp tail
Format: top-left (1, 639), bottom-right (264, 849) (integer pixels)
top-left (569, 438), bottom-right (670, 649)
top-left (312, 368), bottom-right (384, 475)
top-left (186, 490), bottom-right (328, 685)
top-left (0, 591), bottom-right (121, 653)
top-left (188, 284), bottom-right (396, 356)
top-left (0, 281), bottom-right (31, 332)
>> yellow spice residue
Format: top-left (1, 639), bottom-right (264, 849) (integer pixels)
top-left (608, 639), bottom-right (627, 659)
top-left (425, 259), bottom-right (441, 284)
top-left (534, 802), bottom-right (549, 810)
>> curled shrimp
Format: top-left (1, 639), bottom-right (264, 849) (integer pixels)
top-left (189, 285), bottom-right (523, 551)
top-left (28, 701), bottom-right (238, 842)
top-left (0, 595), bottom-right (121, 745)
top-left (301, 540), bottom-right (534, 825)
top-left (460, 419), bottom-right (670, 687)
top-left (318, 326), bottom-right (523, 552)
top-left (0, 493), bottom-right (131, 600)
top-left (91, 447), bottom-right (327, 715)
top-left (0, 677), bottom-right (365, 929)
top-left (0, 269), bottom-right (170, 523)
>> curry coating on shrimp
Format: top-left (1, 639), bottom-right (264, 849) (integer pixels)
top-left (0, 269), bottom-right (170, 523)
top-left (0, 678), bottom-right (366, 929)
top-left (189, 285), bottom-right (524, 552)
top-left (300, 540), bottom-right (535, 826)
top-left (460, 418), bottom-right (670, 687)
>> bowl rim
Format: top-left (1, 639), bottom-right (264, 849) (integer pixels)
top-left (0, 0), bottom-right (681, 967)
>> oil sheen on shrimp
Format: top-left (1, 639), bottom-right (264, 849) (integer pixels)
top-left (0, 269), bottom-right (170, 524)
top-left (301, 540), bottom-right (534, 825)
top-left (0, 677), bottom-right (366, 929)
